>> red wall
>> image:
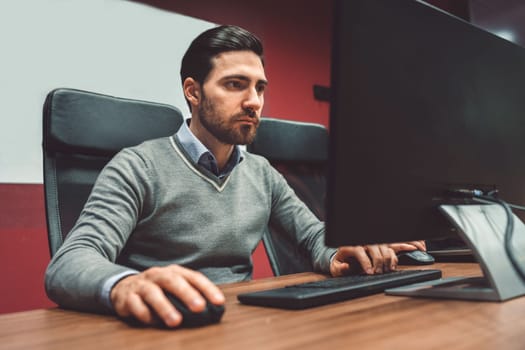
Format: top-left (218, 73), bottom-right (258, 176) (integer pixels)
top-left (0, 185), bottom-right (55, 312)
top-left (0, 0), bottom-right (468, 314)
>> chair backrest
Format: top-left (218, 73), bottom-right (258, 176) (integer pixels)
top-left (247, 117), bottom-right (328, 276)
top-left (42, 88), bottom-right (184, 256)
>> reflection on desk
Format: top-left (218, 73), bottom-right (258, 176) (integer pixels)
top-left (1, 263), bottom-right (525, 350)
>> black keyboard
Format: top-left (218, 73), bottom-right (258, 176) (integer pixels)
top-left (237, 269), bottom-right (442, 309)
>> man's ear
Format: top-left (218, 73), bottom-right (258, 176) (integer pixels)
top-left (183, 77), bottom-right (201, 108)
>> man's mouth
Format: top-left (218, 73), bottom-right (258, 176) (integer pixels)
top-left (237, 118), bottom-right (258, 124)
top-left (234, 113), bottom-right (259, 126)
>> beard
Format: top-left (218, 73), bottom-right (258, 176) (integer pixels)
top-left (197, 92), bottom-right (259, 145)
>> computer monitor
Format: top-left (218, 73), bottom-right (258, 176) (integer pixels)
top-left (326, 0), bottom-right (525, 301)
top-left (326, 0), bottom-right (525, 246)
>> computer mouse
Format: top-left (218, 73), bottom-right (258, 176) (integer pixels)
top-left (397, 250), bottom-right (435, 265)
top-left (163, 292), bottom-right (225, 328)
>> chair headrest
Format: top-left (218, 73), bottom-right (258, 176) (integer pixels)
top-left (43, 88), bottom-right (184, 157)
top-left (248, 117), bottom-right (328, 162)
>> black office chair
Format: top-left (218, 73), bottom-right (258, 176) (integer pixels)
top-left (42, 88), bottom-right (184, 256)
top-left (247, 117), bottom-right (328, 276)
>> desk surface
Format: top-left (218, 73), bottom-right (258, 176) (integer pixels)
top-left (1, 263), bottom-right (524, 350)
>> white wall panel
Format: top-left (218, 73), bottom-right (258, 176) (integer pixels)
top-left (0, 0), bottom-right (214, 183)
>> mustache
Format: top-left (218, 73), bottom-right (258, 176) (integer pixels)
top-left (233, 109), bottom-right (259, 123)
top-left (245, 108), bottom-right (257, 118)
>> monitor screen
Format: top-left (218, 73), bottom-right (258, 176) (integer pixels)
top-left (326, 0), bottom-right (525, 247)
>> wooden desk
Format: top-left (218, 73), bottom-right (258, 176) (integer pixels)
top-left (1, 263), bottom-right (524, 350)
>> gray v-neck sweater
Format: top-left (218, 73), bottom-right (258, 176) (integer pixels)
top-left (45, 135), bottom-right (335, 312)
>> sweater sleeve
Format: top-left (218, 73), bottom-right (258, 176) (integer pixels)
top-left (44, 148), bottom-right (151, 313)
top-left (266, 163), bottom-right (337, 274)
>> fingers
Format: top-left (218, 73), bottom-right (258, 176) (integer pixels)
top-left (332, 241), bottom-right (427, 277)
top-left (111, 273), bottom-right (182, 327)
top-left (121, 291), bottom-right (154, 323)
top-left (155, 266), bottom-right (225, 312)
top-left (110, 265), bottom-right (225, 328)
top-left (330, 244), bottom-right (397, 277)
top-left (136, 282), bottom-right (182, 327)
top-left (389, 240), bottom-right (427, 253)
top-left (413, 240), bottom-right (427, 251)
top-left (329, 247), bottom-right (353, 277)
top-left (365, 245), bottom-right (396, 273)
top-left (353, 246), bottom-right (374, 275)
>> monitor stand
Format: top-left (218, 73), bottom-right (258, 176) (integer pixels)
top-left (386, 204), bottom-right (525, 301)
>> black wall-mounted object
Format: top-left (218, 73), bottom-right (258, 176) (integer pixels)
top-left (313, 85), bottom-right (331, 102)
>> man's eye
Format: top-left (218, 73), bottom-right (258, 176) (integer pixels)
top-left (226, 81), bottom-right (242, 89)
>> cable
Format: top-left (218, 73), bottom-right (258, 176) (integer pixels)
top-left (508, 203), bottom-right (525, 211)
top-left (471, 194), bottom-right (525, 283)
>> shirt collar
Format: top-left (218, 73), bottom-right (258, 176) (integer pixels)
top-left (177, 118), bottom-right (209, 164)
top-left (176, 118), bottom-right (243, 177)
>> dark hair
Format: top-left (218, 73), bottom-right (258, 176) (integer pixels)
top-left (180, 24), bottom-right (264, 88)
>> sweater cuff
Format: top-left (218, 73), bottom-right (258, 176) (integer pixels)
top-left (99, 270), bottom-right (139, 311)
top-left (319, 247), bottom-right (338, 274)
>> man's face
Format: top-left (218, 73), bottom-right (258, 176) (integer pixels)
top-left (197, 50), bottom-right (267, 145)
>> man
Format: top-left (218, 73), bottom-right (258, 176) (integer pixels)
top-left (45, 25), bottom-right (425, 328)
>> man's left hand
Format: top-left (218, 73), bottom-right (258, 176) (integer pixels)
top-left (329, 241), bottom-right (426, 277)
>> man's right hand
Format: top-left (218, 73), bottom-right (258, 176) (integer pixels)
top-left (110, 264), bottom-right (225, 328)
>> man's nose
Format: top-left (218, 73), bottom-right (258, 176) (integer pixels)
top-left (243, 87), bottom-right (263, 111)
